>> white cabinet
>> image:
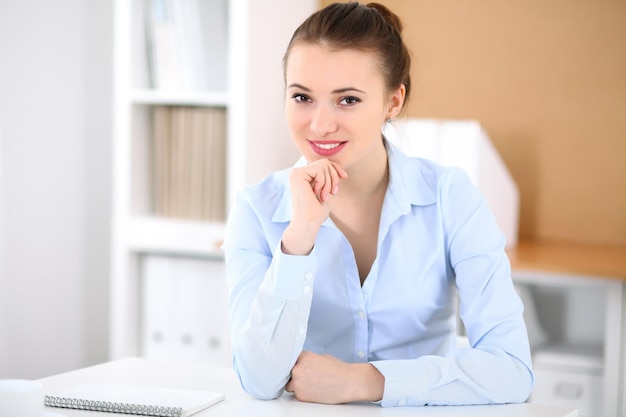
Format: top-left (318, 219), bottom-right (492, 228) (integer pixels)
top-left (110, 0), bottom-right (317, 364)
top-left (513, 270), bottom-right (624, 417)
top-left (140, 254), bottom-right (231, 366)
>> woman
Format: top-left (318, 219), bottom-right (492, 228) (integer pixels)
top-left (222, 2), bottom-right (533, 407)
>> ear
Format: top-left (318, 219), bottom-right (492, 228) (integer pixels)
top-left (387, 84), bottom-right (406, 119)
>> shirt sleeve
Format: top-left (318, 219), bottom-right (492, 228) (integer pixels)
top-left (222, 190), bottom-right (317, 400)
top-left (371, 167), bottom-right (534, 407)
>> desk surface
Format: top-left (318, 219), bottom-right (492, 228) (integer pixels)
top-left (508, 239), bottom-right (626, 279)
top-left (39, 357), bottom-right (578, 417)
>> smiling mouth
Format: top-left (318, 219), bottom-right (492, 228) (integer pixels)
top-left (313, 142), bottom-right (343, 150)
top-left (308, 140), bottom-right (347, 156)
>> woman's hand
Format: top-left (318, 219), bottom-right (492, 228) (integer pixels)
top-left (281, 159), bottom-right (347, 255)
top-left (285, 351), bottom-right (384, 404)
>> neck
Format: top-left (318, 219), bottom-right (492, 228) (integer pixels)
top-left (340, 142), bottom-right (389, 199)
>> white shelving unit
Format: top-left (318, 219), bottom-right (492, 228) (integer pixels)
top-left (513, 270), bottom-right (624, 417)
top-left (110, 0), bottom-right (317, 363)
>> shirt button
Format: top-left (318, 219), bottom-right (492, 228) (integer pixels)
top-left (304, 272), bottom-right (314, 282)
top-left (357, 350), bottom-right (365, 359)
top-left (302, 285), bottom-right (311, 294)
top-left (398, 398), bottom-right (407, 406)
top-left (298, 326), bottom-right (306, 336)
top-left (357, 310), bottom-right (366, 319)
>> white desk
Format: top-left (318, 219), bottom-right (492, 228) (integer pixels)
top-left (39, 357), bottom-right (578, 417)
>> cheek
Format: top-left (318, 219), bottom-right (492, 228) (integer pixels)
top-left (356, 108), bottom-right (387, 133)
top-left (285, 105), bottom-right (310, 132)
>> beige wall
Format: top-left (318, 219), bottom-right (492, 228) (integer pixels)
top-left (320, 0), bottom-right (626, 246)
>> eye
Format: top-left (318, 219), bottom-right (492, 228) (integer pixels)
top-left (340, 96), bottom-right (361, 105)
top-left (292, 93), bottom-right (311, 103)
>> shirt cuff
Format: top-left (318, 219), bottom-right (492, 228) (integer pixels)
top-left (370, 360), bottom-right (431, 407)
top-left (261, 242), bottom-right (319, 300)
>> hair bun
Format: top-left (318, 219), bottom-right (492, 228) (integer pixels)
top-left (367, 2), bottom-right (403, 33)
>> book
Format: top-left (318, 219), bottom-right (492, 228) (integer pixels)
top-left (152, 106), bottom-right (171, 217)
top-left (45, 383), bottom-right (224, 417)
top-left (150, 106), bottom-right (226, 222)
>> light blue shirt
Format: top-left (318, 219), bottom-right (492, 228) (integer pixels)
top-left (223, 140), bottom-right (534, 407)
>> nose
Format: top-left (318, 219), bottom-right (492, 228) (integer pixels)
top-left (310, 104), bottom-right (338, 137)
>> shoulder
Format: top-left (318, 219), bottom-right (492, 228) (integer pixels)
top-left (235, 167), bottom-right (291, 221)
top-left (387, 141), bottom-right (476, 206)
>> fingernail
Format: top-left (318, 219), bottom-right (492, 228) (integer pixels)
top-left (332, 185), bottom-right (339, 195)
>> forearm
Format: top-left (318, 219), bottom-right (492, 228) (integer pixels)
top-left (371, 347), bottom-right (533, 407)
top-left (228, 246), bottom-right (319, 400)
top-left (233, 295), bottom-right (310, 399)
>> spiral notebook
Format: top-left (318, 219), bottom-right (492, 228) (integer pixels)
top-left (45, 383), bottom-right (224, 417)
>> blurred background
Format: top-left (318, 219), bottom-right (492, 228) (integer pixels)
top-left (0, 0), bottom-right (112, 378)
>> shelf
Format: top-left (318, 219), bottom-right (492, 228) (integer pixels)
top-left (123, 216), bottom-right (225, 258)
top-left (130, 89), bottom-right (229, 107)
top-left (110, 0), bottom-right (318, 367)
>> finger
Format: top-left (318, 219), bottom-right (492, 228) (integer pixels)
top-left (327, 161), bottom-right (347, 198)
top-left (305, 160), bottom-right (346, 202)
top-left (320, 161), bottom-right (345, 197)
top-left (318, 164), bottom-right (334, 202)
top-left (332, 162), bottom-right (348, 179)
top-left (310, 168), bottom-right (325, 197)
top-left (309, 164), bottom-right (331, 203)
top-left (292, 164), bottom-right (324, 204)
top-left (328, 162), bottom-right (347, 195)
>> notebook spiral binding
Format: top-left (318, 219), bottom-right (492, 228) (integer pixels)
top-left (44, 395), bottom-right (184, 417)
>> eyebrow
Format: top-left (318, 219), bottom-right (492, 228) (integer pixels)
top-left (287, 83), bottom-right (366, 95)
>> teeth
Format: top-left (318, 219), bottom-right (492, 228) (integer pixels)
top-left (314, 142), bottom-right (341, 150)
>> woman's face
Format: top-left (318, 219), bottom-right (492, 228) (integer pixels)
top-left (284, 43), bottom-right (404, 170)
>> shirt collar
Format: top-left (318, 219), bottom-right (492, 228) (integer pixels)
top-left (271, 138), bottom-right (437, 223)
top-left (385, 138), bottom-right (438, 209)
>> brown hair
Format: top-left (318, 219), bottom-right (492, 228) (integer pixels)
top-left (283, 2), bottom-right (411, 108)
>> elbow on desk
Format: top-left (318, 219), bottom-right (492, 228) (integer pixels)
top-left (493, 358), bottom-right (534, 405)
top-left (232, 362), bottom-right (287, 401)
top-left (517, 363), bottom-right (535, 403)
top-left (238, 376), bottom-right (286, 401)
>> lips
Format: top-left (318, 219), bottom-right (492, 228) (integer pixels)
top-left (308, 140), bottom-right (347, 157)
